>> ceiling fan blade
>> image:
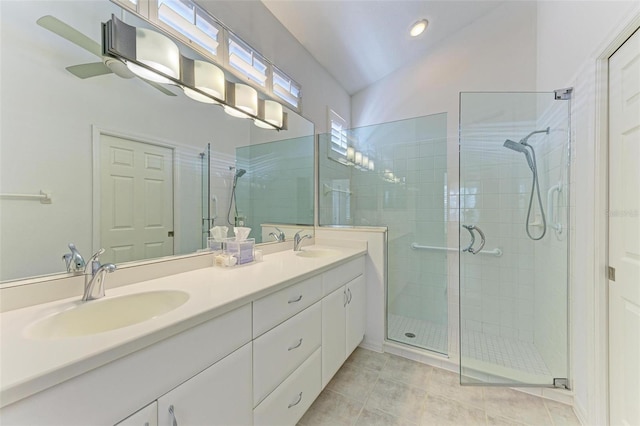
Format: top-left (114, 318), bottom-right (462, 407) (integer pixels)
top-left (36, 15), bottom-right (102, 58)
top-left (66, 62), bottom-right (112, 79)
top-left (141, 79), bottom-right (178, 97)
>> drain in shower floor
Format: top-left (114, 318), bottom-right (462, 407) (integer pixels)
top-left (405, 332), bottom-right (416, 338)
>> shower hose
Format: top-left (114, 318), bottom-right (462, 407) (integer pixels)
top-left (525, 147), bottom-right (546, 240)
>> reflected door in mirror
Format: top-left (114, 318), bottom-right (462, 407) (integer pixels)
top-left (100, 134), bottom-right (174, 263)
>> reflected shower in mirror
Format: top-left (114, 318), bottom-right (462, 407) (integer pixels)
top-left (0, 1), bottom-right (314, 283)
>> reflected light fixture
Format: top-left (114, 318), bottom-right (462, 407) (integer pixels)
top-left (410, 19), bottom-right (429, 37)
top-left (182, 59), bottom-right (225, 104)
top-left (127, 27), bottom-right (180, 84)
top-left (362, 155), bottom-right (369, 169)
top-left (255, 100), bottom-right (283, 129)
top-left (355, 151), bottom-right (363, 166)
top-left (224, 83), bottom-right (258, 118)
top-left (369, 160), bottom-right (375, 171)
top-left (346, 147), bottom-right (356, 162)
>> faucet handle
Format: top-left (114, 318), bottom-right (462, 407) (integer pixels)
top-left (85, 248), bottom-right (106, 274)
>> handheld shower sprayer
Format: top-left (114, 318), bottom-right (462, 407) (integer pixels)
top-left (503, 127), bottom-right (550, 240)
top-left (228, 167), bottom-right (247, 226)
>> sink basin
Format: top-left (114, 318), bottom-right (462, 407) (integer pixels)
top-left (26, 290), bottom-right (189, 340)
top-left (296, 249), bottom-right (340, 258)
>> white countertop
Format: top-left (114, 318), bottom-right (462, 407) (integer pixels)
top-left (0, 244), bottom-right (366, 408)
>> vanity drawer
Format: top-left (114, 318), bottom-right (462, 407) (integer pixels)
top-left (322, 256), bottom-right (365, 295)
top-left (253, 347), bottom-right (321, 426)
top-left (253, 301), bottom-right (321, 406)
top-left (253, 274), bottom-right (322, 337)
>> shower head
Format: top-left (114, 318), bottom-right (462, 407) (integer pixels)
top-left (235, 169), bottom-right (246, 179)
top-left (503, 139), bottom-right (535, 172)
top-left (503, 139), bottom-right (528, 154)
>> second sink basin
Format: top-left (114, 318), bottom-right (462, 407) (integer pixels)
top-left (26, 290), bottom-right (190, 340)
top-left (296, 249), bottom-right (340, 258)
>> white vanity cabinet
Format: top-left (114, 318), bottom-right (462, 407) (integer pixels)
top-left (156, 343), bottom-right (253, 426)
top-left (1, 250), bottom-right (367, 426)
top-left (1, 305), bottom-right (253, 426)
top-left (321, 258), bottom-right (366, 387)
top-left (115, 402), bottom-right (158, 426)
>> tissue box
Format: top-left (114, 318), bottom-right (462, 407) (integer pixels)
top-left (207, 238), bottom-right (223, 253)
top-left (223, 238), bottom-right (255, 265)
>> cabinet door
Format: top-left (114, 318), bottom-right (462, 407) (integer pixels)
top-left (157, 343), bottom-right (252, 426)
top-left (115, 401), bottom-right (157, 426)
top-left (321, 285), bottom-right (347, 388)
top-left (346, 275), bottom-right (366, 356)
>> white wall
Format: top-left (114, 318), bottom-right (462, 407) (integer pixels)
top-left (535, 1), bottom-right (639, 423)
top-left (199, 1), bottom-right (351, 132)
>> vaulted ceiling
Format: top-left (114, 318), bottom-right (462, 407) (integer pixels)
top-left (261, 1), bottom-right (504, 94)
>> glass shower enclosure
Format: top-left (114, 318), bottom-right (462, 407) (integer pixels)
top-left (458, 91), bottom-right (571, 386)
top-left (319, 114), bottom-right (449, 355)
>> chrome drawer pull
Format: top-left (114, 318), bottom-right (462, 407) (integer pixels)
top-left (288, 392), bottom-right (303, 408)
top-left (168, 405), bottom-right (178, 426)
top-left (347, 288), bottom-right (352, 304)
top-left (288, 338), bottom-right (303, 351)
top-left (288, 295), bottom-right (303, 304)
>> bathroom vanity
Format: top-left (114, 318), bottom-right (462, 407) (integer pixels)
top-left (0, 245), bottom-right (366, 425)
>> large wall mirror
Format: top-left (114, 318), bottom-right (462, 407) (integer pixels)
top-left (0, 1), bottom-right (314, 283)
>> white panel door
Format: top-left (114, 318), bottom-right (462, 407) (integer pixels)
top-left (100, 135), bottom-right (174, 263)
top-left (609, 28), bottom-right (640, 426)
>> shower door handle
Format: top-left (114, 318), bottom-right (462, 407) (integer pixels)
top-left (462, 225), bottom-right (486, 255)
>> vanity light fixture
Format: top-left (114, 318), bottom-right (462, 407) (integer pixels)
top-left (362, 155), bottom-right (369, 169)
top-left (368, 160), bottom-right (375, 171)
top-left (254, 100), bottom-right (284, 129)
top-left (224, 83), bottom-right (258, 118)
top-left (104, 15), bottom-right (286, 130)
top-left (410, 19), bottom-right (429, 37)
top-left (181, 58), bottom-right (225, 104)
top-left (126, 27), bottom-right (180, 84)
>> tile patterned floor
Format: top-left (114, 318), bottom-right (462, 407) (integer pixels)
top-left (387, 315), bottom-right (551, 376)
top-left (299, 348), bottom-right (580, 426)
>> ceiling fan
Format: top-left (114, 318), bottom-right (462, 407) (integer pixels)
top-left (36, 15), bottom-right (176, 96)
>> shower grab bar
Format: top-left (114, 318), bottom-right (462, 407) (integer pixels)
top-left (547, 183), bottom-right (563, 233)
top-left (323, 183), bottom-right (351, 196)
top-left (410, 243), bottom-right (503, 257)
top-left (0, 190), bottom-right (52, 204)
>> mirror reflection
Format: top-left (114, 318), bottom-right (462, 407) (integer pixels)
top-left (0, 1), bottom-right (314, 283)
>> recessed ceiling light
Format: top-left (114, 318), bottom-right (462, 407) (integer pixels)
top-left (410, 19), bottom-right (429, 37)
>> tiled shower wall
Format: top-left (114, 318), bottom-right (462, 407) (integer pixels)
top-left (235, 136), bottom-right (315, 243)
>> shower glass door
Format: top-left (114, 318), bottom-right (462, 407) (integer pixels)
top-left (458, 92), bottom-right (570, 386)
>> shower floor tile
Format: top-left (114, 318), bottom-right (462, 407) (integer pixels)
top-left (387, 314), bottom-right (551, 377)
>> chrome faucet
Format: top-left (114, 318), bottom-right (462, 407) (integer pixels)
top-left (269, 227), bottom-right (286, 242)
top-left (82, 248), bottom-right (116, 301)
top-left (62, 243), bottom-right (86, 273)
top-left (293, 230), bottom-right (312, 251)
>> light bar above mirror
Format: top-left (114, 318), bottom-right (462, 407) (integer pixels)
top-left (103, 14), bottom-right (287, 130)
